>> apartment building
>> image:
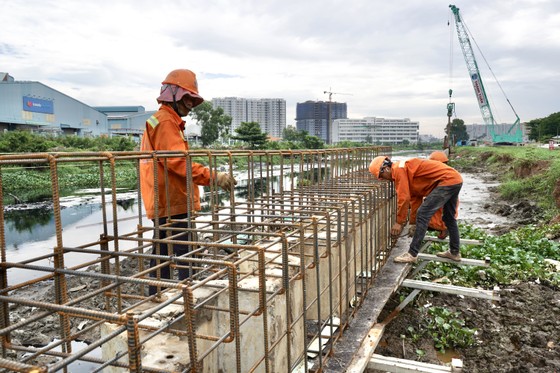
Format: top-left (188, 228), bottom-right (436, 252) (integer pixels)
top-left (295, 100), bottom-right (347, 143)
top-left (211, 97), bottom-right (286, 138)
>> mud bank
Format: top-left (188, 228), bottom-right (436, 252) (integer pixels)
top-left (372, 170), bottom-right (560, 372)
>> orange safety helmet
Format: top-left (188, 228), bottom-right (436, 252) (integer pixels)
top-left (158, 69), bottom-right (204, 107)
top-left (369, 155), bottom-right (390, 179)
top-left (429, 151), bottom-right (449, 163)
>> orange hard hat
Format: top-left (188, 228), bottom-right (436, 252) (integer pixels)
top-left (429, 151), bottom-right (449, 163)
top-left (159, 69), bottom-right (204, 107)
top-left (369, 155), bottom-right (390, 179)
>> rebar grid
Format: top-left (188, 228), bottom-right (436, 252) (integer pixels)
top-left (0, 146), bottom-right (395, 372)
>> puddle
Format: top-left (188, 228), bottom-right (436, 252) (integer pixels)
top-left (458, 173), bottom-right (510, 230)
top-left (436, 348), bottom-right (460, 363)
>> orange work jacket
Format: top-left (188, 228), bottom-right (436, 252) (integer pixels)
top-left (140, 105), bottom-right (211, 219)
top-left (391, 158), bottom-right (463, 225)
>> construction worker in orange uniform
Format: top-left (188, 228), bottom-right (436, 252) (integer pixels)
top-left (369, 155), bottom-right (463, 263)
top-left (140, 69), bottom-right (236, 295)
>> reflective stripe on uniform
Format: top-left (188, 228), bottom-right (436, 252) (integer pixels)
top-left (147, 116), bottom-right (159, 128)
top-left (399, 160), bottom-right (405, 168)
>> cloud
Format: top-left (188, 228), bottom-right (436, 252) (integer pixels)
top-left (1, 0), bottom-right (559, 136)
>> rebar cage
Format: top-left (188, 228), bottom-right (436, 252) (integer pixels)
top-left (0, 146), bottom-right (396, 372)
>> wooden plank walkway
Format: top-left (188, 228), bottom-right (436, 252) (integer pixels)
top-left (321, 234), bottom-right (491, 372)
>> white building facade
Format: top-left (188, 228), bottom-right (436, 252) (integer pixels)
top-left (211, 97), bottom-right (286, 138)
top-left (332, 117), bottom-right (419, 144)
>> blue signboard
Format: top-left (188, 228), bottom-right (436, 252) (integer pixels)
top-left (22, 96), bottom-right (54, 114)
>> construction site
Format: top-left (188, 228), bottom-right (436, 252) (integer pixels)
top-left (0, 146), bottom-right (429, 372)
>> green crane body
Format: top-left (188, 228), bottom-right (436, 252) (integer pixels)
top-left (449, 4), bottom-right (523, 144)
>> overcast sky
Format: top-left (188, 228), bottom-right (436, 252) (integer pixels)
top-left (2, 0), bottom-right (559, 136)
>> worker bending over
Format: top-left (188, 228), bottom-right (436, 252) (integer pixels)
top-left (369, 155), bottom-right (463, 263)
top-left (423, 150), bottom-right (458, 239)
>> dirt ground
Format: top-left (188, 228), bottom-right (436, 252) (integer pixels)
top-left (374, 282), bottom-right (560, 372)
top-left (372, 170), bottom-right (560, 372)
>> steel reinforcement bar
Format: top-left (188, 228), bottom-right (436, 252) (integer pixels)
top-left (0, 146), bottom-right (395, 372)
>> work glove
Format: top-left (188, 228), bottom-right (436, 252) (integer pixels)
top-left (216, 172), bottom-right (237, 192)
top-left (408, 224), bottom-right (416, 237)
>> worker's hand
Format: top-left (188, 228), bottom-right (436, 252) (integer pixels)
top-left (216, 172), bottom-right (237, 192)
top-left (407, 224), bottom-right (416, 237)
top-left (391, 223), bottom-right (403, 237)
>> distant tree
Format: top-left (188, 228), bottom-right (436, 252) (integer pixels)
top-left (0, 131), bottom-right (54, 153)
top-left (302, 134), bottom-right (324, 149)
top-left (365, 134), bottom-right (373, 144)
top-left (446, 118), bottom-right (469, 142)
top-left (190, 102), bottom-right (232, 146)
top-left (526, 112), bottom-right (560, 141)
top-left (231, 122), bottom-right (268, 149)
top-left (277, 128), bottom-right (326, 149)
top-left (282, 127), bottom-right (303, 142)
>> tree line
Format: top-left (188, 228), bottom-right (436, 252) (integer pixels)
top-left (191, 102), bottom-right (326, 150)
top-left (526, 112), bottom-right (560, 141)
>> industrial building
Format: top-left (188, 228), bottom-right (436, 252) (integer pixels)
top-left (332, 117), bottom-right (419, 145)
top-left (295, 100), bottom-right (347, 143)
top-left (0, 72), bottom-right (153, 139)
top-left (0, 72), bottom-right (109, 136)
top-left (93, 106), bottom-right (153, 139)
top-left (211, 97), bottom-right (286, 138)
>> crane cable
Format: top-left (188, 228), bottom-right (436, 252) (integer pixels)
top-left (460, 15), bottom-right (519, 120)
top-left (447, 15), bottom-right (456, 118)
top-left (448, 16), bottom-right (454, 102)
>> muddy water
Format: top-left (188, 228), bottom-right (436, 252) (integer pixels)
top-left (390, 153), bottom-right (509, 231)
top-left (458, 173), bottom-right (510, 230)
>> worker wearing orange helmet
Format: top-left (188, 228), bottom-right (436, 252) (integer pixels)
top-left (428, 150), bottom-right (449, 163)
top-left (369, 155), bottom-right (463, 263)
top-left (140, 69), bottom-right (236, 295)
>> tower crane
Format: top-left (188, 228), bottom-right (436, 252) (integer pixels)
top-left (323, 89), bottom-right (353, 144)
top-left (449, 4), bottom-right (523, 144)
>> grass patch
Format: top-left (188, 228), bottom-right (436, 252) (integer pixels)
top-left (453, 147), bottom-right (560, 217)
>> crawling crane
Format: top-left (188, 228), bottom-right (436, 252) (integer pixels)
top-left (449, 4), bottom-right (523, 144)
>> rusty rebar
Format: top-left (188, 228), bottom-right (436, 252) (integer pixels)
top-left (0, 147), bottom-right (394, 372)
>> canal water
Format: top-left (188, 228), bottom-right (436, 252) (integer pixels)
top-left (3, 165), bottom-right (316, 282)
